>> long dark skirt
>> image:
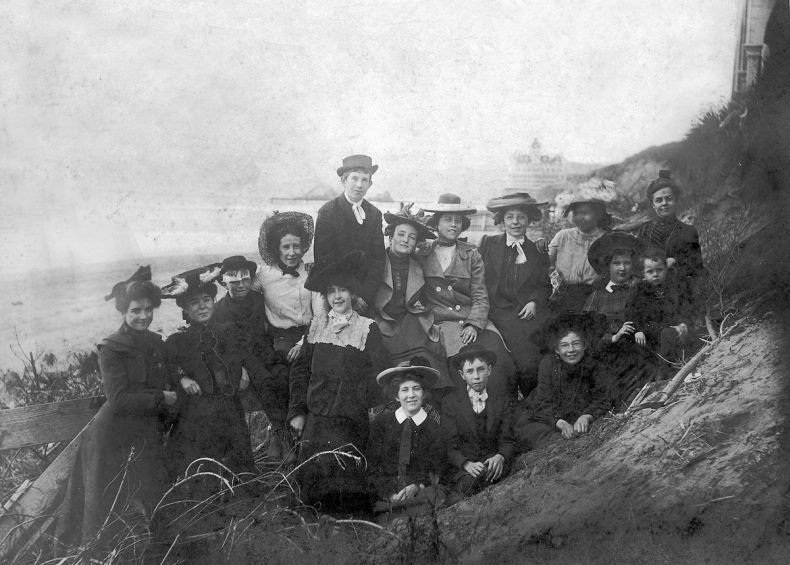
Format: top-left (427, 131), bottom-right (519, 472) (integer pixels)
top-left (55, 406), bottom-right (169, 550)
top-left (381, 313), bottom-right (451, 388)
top-left (295, 413), bottom-right (370, 513)
top-left (488, 310), bottom-right (549, 399)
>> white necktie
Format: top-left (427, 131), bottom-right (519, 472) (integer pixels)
top-left (468, 388), bottom-right (488, 414)
top-left (506, 235), bottom-right (527, 265)
top-left (352, 203), bottom-right (366, 225)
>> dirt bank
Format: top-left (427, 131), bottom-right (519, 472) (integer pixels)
top-left (432, 311), bottom-right (790, 564)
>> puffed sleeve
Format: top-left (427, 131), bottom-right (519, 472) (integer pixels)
top-left (466, 247), bottom-right (490, 330)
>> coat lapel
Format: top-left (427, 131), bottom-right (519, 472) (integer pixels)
top-left (516, 242), bottom-right (539, 289)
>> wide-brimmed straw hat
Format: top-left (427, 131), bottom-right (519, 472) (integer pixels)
top-left (258, 211), bottom-right (314, 266)
top-left (161, 263), bottom-right (223, 306)
top-left (449, 343), bottom-right (497, 372)
top-left (587, 231), bottom-right (642, 276)
top-left (383, 202), bottom-right (436, 242)
top-left (423, 193), bottom-right (476, 232)
top-left (562, 197), bottom-right (609, 217)
top-left (304, 250), bottom-right (364, 294)
top-left (337, 154), bottom-right (379, 177)
top-left (219, 255), bottom-right (258, 282)
top-left (486, 192), bottom-right (548, 212)
top-left (376, 357), bottom-right (440, 390)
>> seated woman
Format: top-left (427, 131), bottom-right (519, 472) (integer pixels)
top-left (549, 197), bottom-right (612, 311)
top-left (162, 264), bottom-right (257, 495)
top-left (514, 311), bottom-right (610, 453)
top-left (584, 231), bottom-right (655, 409)
top-left (635, 170), bottom-right (705, 323)
top-left (417, 193), bottom-right (517, 400)
top-left (56, 267), bottom-right (175, 550)
top-left (367, 357), bottom-right (446, 524)
top-left (253, 211), bottom-right (324, 460)
top-left (289, 251), bottom-right (391, 512)
top-left (372, 203), bottom-right (452, 389)
top-left (479, 192), bottom-right (552, 398)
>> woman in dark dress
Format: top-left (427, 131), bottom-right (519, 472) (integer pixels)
top-left (289, 251), bottom-right (391, 512)
top-left (636, 170), bottom-right (705, 321)
top-left (514, 311), bottom-right (611, 452)
top-left (367, 358), bottom-right (446, 524)
top-left (56, 266), bottom-right (175, 550)
top-left (479, 192), bottom-right (552, 398)
top-left (372, 203), bottom-right (452, 390)
top-left (162, 264), bottom-right (257, 495)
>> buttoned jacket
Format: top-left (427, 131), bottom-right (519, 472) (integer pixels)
top-left (418, 240), bottom-right (489, 331)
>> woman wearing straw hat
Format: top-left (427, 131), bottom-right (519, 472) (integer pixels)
top-left (367, 357), bottom-right (447, 523)
top-left (418, 193), bottom-right (517, 400)
top-left (253, 211), bottom-right (324, 460)
top-left (162, 264), bottom-right (257, 495)
top-left (56, 267), bottom-right (174, 550)
top-left (289, 251), bottom-right (391, 512)
top-left (372, 203), bottom-right (453, 389)
top-left (548, 196), bottom-right (612, 311)
top-left (479, 192), bottom-right (553, 398)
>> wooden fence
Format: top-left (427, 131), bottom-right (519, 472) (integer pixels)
top-left (0, 397), bottom-right (104, 561)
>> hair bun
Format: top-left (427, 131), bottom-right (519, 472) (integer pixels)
top-left (658, 169), bottom-right (672, 179)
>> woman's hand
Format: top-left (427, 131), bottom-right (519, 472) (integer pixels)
top-left (390, 484), bottom-right (420, 502)
top-left (484, 454), bottom-right (505, 482)
top-left (463, 460), bottom-right (486, 479)
top-left (634, 331), bottom-right (646, 347)
top-left (286, 342), bottom-right (302, 363)
top-left (574, 414), bottom-right (593, 435)
top-left (518, 301), bottom-right (537, 320)
top-left (290, 415), bottom-right (306, 438)
top-left (534, 237), bottom-right (549, 254)
top-left (667, 257), bottom-right (677, 269)
top-left (672, 323), bottom-right (689, 339)
top-left (162, 391), bottom-right (178, 406)
top-left (239, 367), bottom-right (250, 391)
top-left (180, 377), bottom-right (201, 396)
top-left (613, 322), bottom-right (635, 343)
top-left (556, 419), bottom-right (575, 440)
top-left (461, 325), bottom-right (478, 344)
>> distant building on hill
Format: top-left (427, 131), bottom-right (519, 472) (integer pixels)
top-left (504, 139), bottom-right (567, 196)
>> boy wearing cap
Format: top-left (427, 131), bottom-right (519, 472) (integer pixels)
top-left (213, 255), bottom-right (291, 461)
top-left (441, 343), bottom-right (515, 496)
top-left (313, 154), bottom-right (386, 312)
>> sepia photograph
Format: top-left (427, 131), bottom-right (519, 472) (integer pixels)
top-left (1, 1), bottom-right (789, 563)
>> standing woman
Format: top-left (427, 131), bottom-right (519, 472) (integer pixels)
top-left (636, 170), bottom-right (705, 320)
top-left (56, 266), bottom-right (175, 550)
top-left (162, 264), bottom-right (257, 494)
top-left (479, 193), bottom-right (552, 398)
top-left (289, 251), bottom-right (391, 512)
top-left (372, 203), bottom-right (452, 389)
top-left (253, 211), bottom-right (323, 460)
top-left (418, 194), bottom-right (517, 399)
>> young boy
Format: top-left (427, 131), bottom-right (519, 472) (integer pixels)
top-left (625, 248), bottom-right (690, 373)
top-left (441, 343), bottom-right (515, 497)
top-left (212, 255), bottom-right (290, 461)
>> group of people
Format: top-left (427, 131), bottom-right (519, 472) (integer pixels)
top-left (56, 155), bottom-right (706, 546)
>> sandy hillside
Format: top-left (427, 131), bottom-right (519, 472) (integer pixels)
top-left (419, 312), bottom-right (789, 564)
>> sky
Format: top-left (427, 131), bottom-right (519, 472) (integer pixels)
top-left (0, 0), bottom-right (741, 273)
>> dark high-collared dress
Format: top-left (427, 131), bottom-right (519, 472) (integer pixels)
top-left (478, 233), bottom-right (552, 397)
top-left (56, 324), bottom-right (170, 549)
top-left (314, 194), bottom-right (385, 308)
top-left (165, 321), bottom-right (258, 482)
top-left (288, 311), bottom-right (391, 510)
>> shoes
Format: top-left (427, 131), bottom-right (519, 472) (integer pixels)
top-left (266, 429), bottom-right (283, 460)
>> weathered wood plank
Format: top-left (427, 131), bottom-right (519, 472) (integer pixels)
top-left (0, 421), bottom-right (89, 561)
top-left (0, 397), bottom-right (104, 451)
